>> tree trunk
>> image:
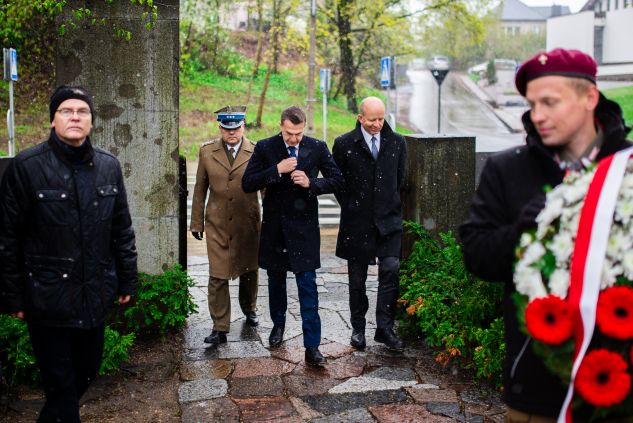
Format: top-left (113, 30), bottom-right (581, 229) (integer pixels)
top-left (256, 64), bottom-right (272, 127)
top-left (336, 0), bottom-right (358, 113)
top-left (210, 0), bottom-right (221, 70)
top-left (246, 0), bottom-right (264, 103)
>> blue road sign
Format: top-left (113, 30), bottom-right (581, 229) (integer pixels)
top-left (9, 48), bottom-right (17, 81)
top-left (380, 56), bottom-right (391, 88)
top-left (319, 68), bottom-right (331, 92)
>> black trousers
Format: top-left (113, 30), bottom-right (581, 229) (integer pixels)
top-left (27, 323), bottom-right (105, 423)
top-left (348, 256), bottom-right (400, 331)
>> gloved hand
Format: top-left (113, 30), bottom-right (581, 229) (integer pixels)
top-left (516, 194), bottom-right (546, 230)
top-left (192, 232), bottom-right (203, 241)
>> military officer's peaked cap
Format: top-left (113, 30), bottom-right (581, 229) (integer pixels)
top-left (215, 105), bottom-right (247, 129)
top-left (515, 48), bottom-right (597, 96)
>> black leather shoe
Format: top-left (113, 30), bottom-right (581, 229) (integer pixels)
top-left (245, 311), bottom-right (259, 327)
top-left (350, 329), bottom-right (366, 350)
top-left (268, 325), bottom-right (284, 348)
top-left (203, 330), bottom-right (227, 345)
top-left (305, 347), bottom-right (327, 367)
top-left (374, 328), bottom-right (404, 352)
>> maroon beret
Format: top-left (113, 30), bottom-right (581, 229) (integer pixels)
top-left (515, 48), bottom-right (597, 96)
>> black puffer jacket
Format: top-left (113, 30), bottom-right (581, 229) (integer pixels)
top-left (459, 94), bottom-right (631, 417)
top-left (0, 131), bottom-right (137, 328)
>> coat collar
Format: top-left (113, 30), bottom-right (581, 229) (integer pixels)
top-left (209, 136), bottom-right (253, 173)
top-left (351, 120), bottom-right (396, 159)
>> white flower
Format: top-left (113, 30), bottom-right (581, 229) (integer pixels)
top-left (514, 263), bottom-right (548, 300)
top-left (550, 232), bottom-right (574, 265)
top-left (562, 182), bottom-right (588, 205)
top-left (519, 232), bottom-right (534, 248)
top-left (601, 259), bottom-right (622, 289)
top-left (622, 249), bottom-right (633, 281)
top-left (521, 241), bottom-right (546, 266)
top-left (548, 268), bottom-right (569, 298)
top-left (615, 197), bottom-right (633, 224)
top-left (606, 227), bottom-right (630, 259)
top-left (536, 197), bottom-right (564, 228)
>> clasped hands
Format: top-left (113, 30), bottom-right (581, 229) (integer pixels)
top-left (277, 158), bottom-right (309, 188)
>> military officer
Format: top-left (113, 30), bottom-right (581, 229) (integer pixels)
top-left (190, 106), bottom-right (261, 345)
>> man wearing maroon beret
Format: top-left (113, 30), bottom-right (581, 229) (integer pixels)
top-left (460, 49), bottom-right (632, 422)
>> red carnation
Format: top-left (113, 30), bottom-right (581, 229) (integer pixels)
top-left (575, 349), bottom-right (631, 407)
top-left (525, 295), bottom-right (573, 345)
top-left (596, 286), bottom-right (633, 340)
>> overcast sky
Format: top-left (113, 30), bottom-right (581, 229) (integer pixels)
top-left (521, 0), bottom-right (588, 13)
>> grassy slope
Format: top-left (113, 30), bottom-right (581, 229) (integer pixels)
top-left (602, 85), bottom-right (633, 127)
top-left (179, 58), bottom-right (409, 160)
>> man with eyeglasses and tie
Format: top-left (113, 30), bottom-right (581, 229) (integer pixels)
top-left (333, 96), bottom-right (407, 353)
top-left (190, 105), bottom-right (261, 346)
top-left (242, 106), bottom-right (343, 366)
top-left (0, 85), bottom-right (137, 422)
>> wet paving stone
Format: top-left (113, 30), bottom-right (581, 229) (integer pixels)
top-left (226, 323), bottom-right (262, 342)
top-left (406, 386), bottom-right (459, 403)
top-left (364, 349), bottom-right (417, 368)
top-left (232, 357), bottom-right (296, 378)
top-left (365, 366), bottom-right (418, 381)
top-left (180, 398), bottom-right (240, 423)
top-left (291, 353), bottom-right (366, 380)
top-left (180, 359), bottom-right (232, 381)
top-left (311, 407), bottom-right (377, 422)
top-left (178, 378), bottom-right (228, 403)
top-left (288, 396), bottom-right (323, 420)
top-left (426, 402), bottom-right (466, 421)
top-left (464, 403), bottom-right (506, 419)
top-left (319, 340), bottom-right (355, 359)
top-left (233, 396), bottom-right (300, 422)
top-left (283, 374), bottom-right (341, 397)
top-left (369, 403), bottom-right (454, 423)
top-left (269, 336), bottom-right (306, 364)
top-left (301, 389), bottom-right (408, 415)
top-left (230, 375), bottom-right (285, 397)
top-left (217, 341), bottom-right (270, 359)
top-left (328, 376), bottom-right (417, 394)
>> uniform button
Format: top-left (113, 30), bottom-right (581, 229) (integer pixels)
top-left (38, 193), bottom-right (44, 198)
top-left (113, 188), bottom-right (118, 193)
top-left (62, 273), bottom-right (68, 279)
top-left (61, 193), bottom-right (67, 199)
top-left (229, 217), bottom-right (232, 221)
top-left (229, 177), bottom-right (233, 181)
top-left (100, 190), bottom-right (105, 194)
top-left (28, 272), bottom-right (33, 277)
top-left (94, 201), bottom-right (99, 207)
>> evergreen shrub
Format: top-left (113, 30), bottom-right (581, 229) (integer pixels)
top-left (398, 222), bottom-right (505, 387)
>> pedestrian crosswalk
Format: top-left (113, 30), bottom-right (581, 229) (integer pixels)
top-left (186, 175), bottom-right (341, 227)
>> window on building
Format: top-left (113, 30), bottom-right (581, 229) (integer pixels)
top-left (534, 25), bottom-right (540, 34)
top-left (615, 0), bottom-right (619, 9)
top-left (607, 0), bottom-right (610, 10)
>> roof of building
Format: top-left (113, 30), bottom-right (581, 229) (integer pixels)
top-left (500, 0), bottom-right (571, 21)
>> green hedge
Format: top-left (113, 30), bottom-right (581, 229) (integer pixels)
top-left (0, 264), bottom-right (197, 386)
top-left (398, 222), bottom-right (505, 387)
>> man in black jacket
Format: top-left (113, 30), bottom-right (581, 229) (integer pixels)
top-left (0, 86), bottom-right (137, 423)
top-left (242, 106), bottom-right (343, 366)
top-left (460, 49), bottom-right (631, 422)
top-left (333, 97), bottom-right (407, 352)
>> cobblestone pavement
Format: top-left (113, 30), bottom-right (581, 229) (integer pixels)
top-left (179, 253), bottom-right (506, 422)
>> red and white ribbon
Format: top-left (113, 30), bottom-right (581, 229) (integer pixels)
top-left (558, 146), bottom-right (633, 423)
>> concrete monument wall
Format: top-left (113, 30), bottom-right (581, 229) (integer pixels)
top-left (402, 135), bottom-right (476, 257)
top-left (55, 0), bottom-right (180, 274)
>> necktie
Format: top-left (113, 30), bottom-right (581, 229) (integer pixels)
top-left (288, 146), bottom-right (297, 158)
top-left (371, 136), bottom-right (378, 160)
top-left (228, 147), bottom-right (235, 165)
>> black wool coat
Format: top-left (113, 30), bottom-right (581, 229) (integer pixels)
top-left (332, 121), bottom-right (407, 263)
top-left (459, 94), bottom-right (631, 417)
top-left (242, 134), bottom-right (343, 273)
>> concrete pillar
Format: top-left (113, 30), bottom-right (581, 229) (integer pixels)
top-left (402, 135), bottom-right (476, 257)
top-left (55, 1), bottom-right (179, 273)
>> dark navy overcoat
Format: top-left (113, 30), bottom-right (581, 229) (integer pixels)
top-left (242, 134), bottom-right (343, 273)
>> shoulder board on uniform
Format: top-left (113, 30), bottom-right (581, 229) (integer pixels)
top-left (200, 139), bottom-right (218, 149)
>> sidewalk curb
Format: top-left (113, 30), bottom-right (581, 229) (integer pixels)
top-left (456, 74), bottom-right (525, 134)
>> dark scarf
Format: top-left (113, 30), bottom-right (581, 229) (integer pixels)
top-left (48, 128), bottom-right (95, 166)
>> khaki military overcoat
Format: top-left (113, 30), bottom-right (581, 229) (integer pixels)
top-left (190, 137), bottom-right (260, 279)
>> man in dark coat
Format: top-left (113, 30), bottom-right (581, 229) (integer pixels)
top-left (332, 96), bottom-right (407, 352)
top-left (460, 49), bottom-right (632, 422)
top-left (0, 85), bottom-right (137, 422)
top-left (242, 106), bottom-right (343, 366)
